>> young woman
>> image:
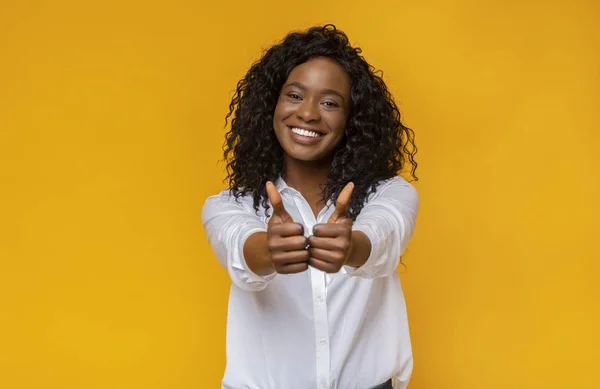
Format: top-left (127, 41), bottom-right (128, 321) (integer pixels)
top-left (202, 24), bottom-right (419, 389)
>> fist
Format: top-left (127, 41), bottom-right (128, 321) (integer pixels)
top-left (308, 182), bottom-right (355, 273)
top-left (266, 181), bottom-right (309, 274)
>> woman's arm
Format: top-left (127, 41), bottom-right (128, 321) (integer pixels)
top-left (242, 232), bottom-right (274, 276)
top-left (202, 191), bottom-right (275, 292)
top-left (344, 177), bottom-right (420, 279)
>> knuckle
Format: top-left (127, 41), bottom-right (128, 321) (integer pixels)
top-left (282, 237), bottom-right (304, 251)
top-left (270, 253), bottom-right (282, 264)
top-left (267, 240), bottom-right (281, 251)
top-left (268, 224), bottom-right (281, 235)
top-left (298, 263), bottom-right (309, 272)
top-left (339, 240), bottom-right (350, 251)
top-left (292, 223), bottom-right (304, 235)
top-left (312, 224), bottom-right (321, 235)
top-left (300, 236), bottom-right (310, 247)
top-left (327, 263), bottom-right (343, 273)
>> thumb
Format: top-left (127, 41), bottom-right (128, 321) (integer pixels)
top-left (266, 181), bottom-right (290, 222)
top-left (328, 182), bottom-right (354, 223)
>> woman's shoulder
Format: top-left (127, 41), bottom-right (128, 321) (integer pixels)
top-left (367, 176), bottom-right (419, 204)
top-left (376, 175), bottom-right (417, 192)
top-left (202, 188), bottom-right (264, 223)
top-left (204, 188), bottom-right (257, 209)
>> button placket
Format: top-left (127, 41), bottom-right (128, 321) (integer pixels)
top-left (292, 192), bottom-right (331, 389)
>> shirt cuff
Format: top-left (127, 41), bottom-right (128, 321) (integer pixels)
top-left (230, 227), bottom-right (277, 289)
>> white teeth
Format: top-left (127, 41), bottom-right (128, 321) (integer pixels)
top-left (290, 127), bottom-right (321, 138)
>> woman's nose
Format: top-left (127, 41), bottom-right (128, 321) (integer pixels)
top-left (296, 99), bottom-right (320, 122)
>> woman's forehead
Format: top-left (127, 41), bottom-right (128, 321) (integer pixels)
top-left (285, 57), bottom-right (350, 93)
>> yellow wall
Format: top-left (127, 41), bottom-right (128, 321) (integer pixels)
top-left (1, 1), bottom-right (598, 388)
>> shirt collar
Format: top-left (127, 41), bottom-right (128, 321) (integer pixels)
top-left (274, 176), bottom-right (305, 198)
top-left (274, 176), bottom-right (334, 208)
top-left (274, 176), bottom-right (291, 193)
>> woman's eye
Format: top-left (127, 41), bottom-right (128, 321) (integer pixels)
top-left (287, 93), bottom-right (301, 100)
top-left (323, 101), bottom-right (339, 108)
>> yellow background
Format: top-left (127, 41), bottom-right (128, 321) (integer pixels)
top-left (1, 1), bottom-right (599, 388)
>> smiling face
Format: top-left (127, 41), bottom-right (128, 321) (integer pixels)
top-left (272, 57), bottom-right (351, 165)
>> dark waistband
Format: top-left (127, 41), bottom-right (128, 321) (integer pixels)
top-left (369, 379), bottom-right (393, 389)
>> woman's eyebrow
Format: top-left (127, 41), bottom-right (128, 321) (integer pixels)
top-left (285, 81), bottom-right (306, 90)
top-left (285, 82), bottom-right (345, 102)
top-left (320, 88), bottom-right (345, 102)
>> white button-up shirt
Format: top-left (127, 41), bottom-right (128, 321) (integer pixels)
top-left (202, 176), bottom-right (419, 389)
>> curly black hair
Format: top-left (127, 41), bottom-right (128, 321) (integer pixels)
top-left (223, 24), bottom-right (418, 220)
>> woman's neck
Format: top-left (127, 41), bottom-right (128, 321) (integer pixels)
top-left (283, 156), bottom-right (331, 217)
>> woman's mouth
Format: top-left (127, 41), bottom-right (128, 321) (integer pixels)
top-left (289, 126), bottom-right (324, 139)
top-left (287, 126), bottom-right (325, 145)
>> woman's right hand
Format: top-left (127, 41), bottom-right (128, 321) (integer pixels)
top-left (265, 181), bottom-right (309, 274)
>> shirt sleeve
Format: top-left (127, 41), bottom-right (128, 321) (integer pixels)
top-left (344, 177), bottom-right (419, 279)
top-left (201, 190), bottom-right (276, 292)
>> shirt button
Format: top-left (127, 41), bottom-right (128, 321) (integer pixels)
top-left (317, 295), bottom-right (324, 303)
top-left (319, 338), bottom-right (327, 346)
top-left (320, 379), bottom-right (328, 388)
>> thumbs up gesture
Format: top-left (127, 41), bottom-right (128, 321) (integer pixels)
top-left (308, 182), bottom-right (355, 273)
top-left (265, 181), bottom-right (310, 274)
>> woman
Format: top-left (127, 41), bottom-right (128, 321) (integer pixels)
top-left (202, 24), bottom-right (419, 389)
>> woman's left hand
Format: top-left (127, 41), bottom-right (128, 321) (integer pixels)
top-left (308, 182), bottom-right (354, 273)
